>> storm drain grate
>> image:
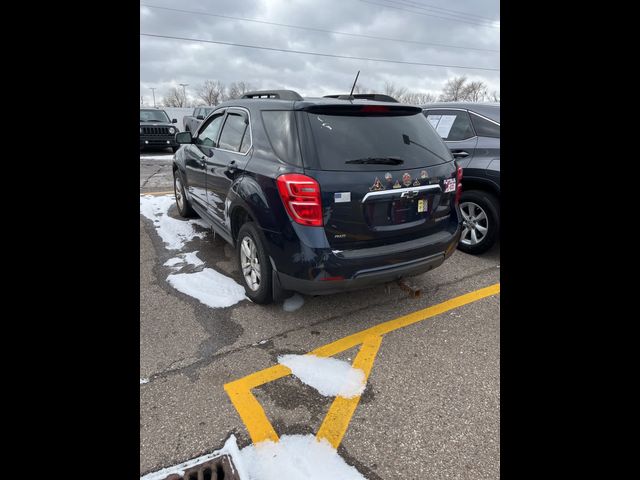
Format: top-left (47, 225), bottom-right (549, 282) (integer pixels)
top-left (159, 454), bottom-right (240, 480)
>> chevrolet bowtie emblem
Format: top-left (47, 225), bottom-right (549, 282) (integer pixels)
top-left (401, 190), bottom-right (419, 198)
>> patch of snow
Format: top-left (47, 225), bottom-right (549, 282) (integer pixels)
top-left (167, 268), bottom-right (246, 308)
top-left (240, 434), bottom-right (366, 480)
top-left (141, 434), bottom-right (249, 480)
top-left (140, 378), bottom-right (149, 385)
top-left (282, 293), bottom-right (304, 312)
top-left (140, 195), bottom-right (207, 250)
top-left (140, 155), bottom-right (174, 161)
top-left (278, 354), bottom-right (366, 398)
top-left (164, 251), bottom-right (205, 268)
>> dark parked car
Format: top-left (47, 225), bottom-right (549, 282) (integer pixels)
top-left (172, 90), bottom-right (463, 304)
top-left (183, 107), bottom-right (215, 133)
top-left (422, 103), bottom-right (500, 254)
top-left (140, 108), bottom-right (180, 152)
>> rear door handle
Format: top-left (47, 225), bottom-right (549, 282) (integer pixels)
top-left (451, 150), bottom-right (469, 158)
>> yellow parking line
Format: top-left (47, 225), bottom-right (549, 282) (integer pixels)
top-left (140, 191), bottom-right (174, 196)
top-left (224, 282), bottom-right (500, 446)
top-left (316, 335), bottom-right (383, 448)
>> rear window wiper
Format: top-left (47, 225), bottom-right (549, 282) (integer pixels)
top-left (345, 157), bottom-right (404, 165)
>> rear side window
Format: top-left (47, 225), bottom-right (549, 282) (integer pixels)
top-left (424, 110), bottom-right (475, 141)
top-left (305, 112), bottom-right (451, 171)
top-left (470, 112), bottom-right (500, 138)
top-left (218, 111), bottom-right (250, 153)
top-left (261, 111), bottom-right (301, 167)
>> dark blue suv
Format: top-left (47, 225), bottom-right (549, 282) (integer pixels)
top-left (172, 90), bottom-right (463, 304)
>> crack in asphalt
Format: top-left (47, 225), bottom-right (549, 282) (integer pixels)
top-left (144, 264), bottom-right (499, 384)
top-left (140, 165), bottom-right (166, 189)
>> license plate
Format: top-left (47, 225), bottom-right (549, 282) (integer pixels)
top-left (417, 199), bottom-right (427, 213)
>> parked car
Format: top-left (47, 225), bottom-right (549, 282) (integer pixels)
top-left (140, 108), bottom-right (180, 152)
top-left (172, 90), bottom-right (463, 304)
top-left (183, 107), bottom-right (215, 133)
top-left (422, 103), bottom-right (500, 254)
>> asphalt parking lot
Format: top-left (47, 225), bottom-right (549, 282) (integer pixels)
top-left (140, 150), bottom-right (500, 479)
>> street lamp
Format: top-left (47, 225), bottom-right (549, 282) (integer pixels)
top-left (150, 87), bottom-right (157, 108)
top-left (179, 83), bottom-right (189, 107)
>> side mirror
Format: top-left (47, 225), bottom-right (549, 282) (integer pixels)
top-left (196, 115), bottom-right (204, 120)
top-left (176, 131), bottom-right (193, 144)
top-left (172, 118), bottom-right (177, 123)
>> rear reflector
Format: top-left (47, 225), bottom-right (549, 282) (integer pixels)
top-left (455, 166), bottom-right (463, 204)
top-left (277, 174), bottom-right (323, 226)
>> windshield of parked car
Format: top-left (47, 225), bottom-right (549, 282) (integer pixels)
top-left (140, 110), bottom-right (170, 122)
top-left (306, 112), bottom-right (453, 171)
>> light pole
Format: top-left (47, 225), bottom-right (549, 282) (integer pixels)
top-left (179, 83), bottom-right (189, 107)
top-left (150, 87), bottom-right (156, 108)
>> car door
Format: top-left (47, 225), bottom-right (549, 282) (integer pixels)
top-left (423, 109), bottom-right (478, 168)
top-left (205, 108), bottom-right (253, 223)
top-left (468, 111), bottom-right (500, 183)
top-left (183, 109), bottom-right (226, 205)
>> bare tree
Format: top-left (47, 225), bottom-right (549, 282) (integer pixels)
top-left (490, 90), bottom-right (500, 102)
top-left (163, 87), bottom-right (186, 107)
top-left (197, 80), bottom-right (226, 106)
top-left (400, 92), bottom-right (438, 105)
top-left (462, 81), bottom-right (488, 102)
top-left (384, 82), bottom-right (407, 101)
top-left (439, 76), bottom-right (469, 102)
top-left (227, 81), bottom-right (254, 99)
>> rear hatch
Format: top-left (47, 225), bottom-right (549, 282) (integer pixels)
top-left (298, 103), bottom-right (458, 248)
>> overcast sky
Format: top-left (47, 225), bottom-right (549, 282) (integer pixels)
top-left (140, 0), bottom-right (499, 106)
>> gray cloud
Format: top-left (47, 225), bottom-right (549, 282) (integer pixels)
top-left (140, 0), bottom-right (499, 104)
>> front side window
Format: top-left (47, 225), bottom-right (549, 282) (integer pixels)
top-left (196, 112), bottom-right (225, 148)
top-left (424, 110), bottom-right (475, 141)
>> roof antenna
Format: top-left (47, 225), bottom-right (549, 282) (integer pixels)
top-left (348, 70), bottom-right (360, 99)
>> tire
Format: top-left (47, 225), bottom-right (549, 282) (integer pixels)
top-left (457, 190), bottom-right (499, 255)
top-left (173, 172), bottom-right (196, 218)
top-left (237, 223), bottom-right (273, 304)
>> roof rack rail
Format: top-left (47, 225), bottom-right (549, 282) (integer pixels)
top-left (323, 93), bottom-right (399, 103)
top-left (241, 90), bottom-right (304, 101)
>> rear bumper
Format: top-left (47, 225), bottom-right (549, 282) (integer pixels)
top-left (277, 251), bottom-right (447, 295)
top-left (268, 219), bottom-right (461, 296)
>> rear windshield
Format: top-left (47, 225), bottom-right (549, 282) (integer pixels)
top-left (305, 112), bottom-right (452, 171)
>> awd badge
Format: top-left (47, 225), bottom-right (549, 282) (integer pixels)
top-left (369, 177), bottom-right (384, 191)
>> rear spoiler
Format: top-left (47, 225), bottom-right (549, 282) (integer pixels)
top-left (323, 93), bottom-right (399, 103)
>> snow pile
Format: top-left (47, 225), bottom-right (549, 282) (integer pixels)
top-left (140, 195), bottom-right (247, 308)
top-left (168, 268), bottom-right (247, 308)
top-left (240, 434), bottom-right (366, 480)
top-left (140, 154), bottom-right (174, 161)
top-left (140, 195), bottom-right (207, 250)
top-left (163, 251), bottom-right (205, 268)
top-left (141, 434), bottom-right (366, 480)
top-left (140, 378), bottom-right (149, 385)
top-left (278, 354), bottom-right (366, 398)
top-left (282, 293), bottom-right (304, 312)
